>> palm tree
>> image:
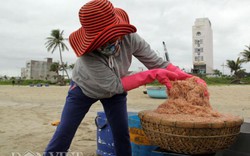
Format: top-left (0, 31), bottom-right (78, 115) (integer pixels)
top-left (45, 29), bottom-right (70, 81)
top-left (240, 44), bottom-right (250, 63)
top-left (226, 57), bottom-right (244, 79)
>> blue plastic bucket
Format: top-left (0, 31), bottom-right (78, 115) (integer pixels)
top-left (95, 112), bottom-right (115, 156)
top-left (96, 112), bottom-right (157, 156)
top-left (128, 115), bottom-right (158, 156)
top-left (95, 112), bottom-right (138, 156)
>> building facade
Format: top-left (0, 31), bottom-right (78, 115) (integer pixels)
top-left (192, 18), bottom-right (214, 74)
top-left (21, 58), bottom-right (57, 81)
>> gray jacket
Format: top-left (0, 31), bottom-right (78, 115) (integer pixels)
top-left (72, 33), bottom-right (169, 99)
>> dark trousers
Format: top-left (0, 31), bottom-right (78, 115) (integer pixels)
top-left (44, 81), bottom-right (131, 156)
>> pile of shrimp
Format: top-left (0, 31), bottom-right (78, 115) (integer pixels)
top-left (155, 77), bottom-right (222, 118)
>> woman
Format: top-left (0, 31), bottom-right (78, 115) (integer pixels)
top-left (44, 0), bottom-right (207, 155)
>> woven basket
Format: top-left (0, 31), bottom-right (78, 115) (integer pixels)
top-left (138, 110), bottom-right (244, 155)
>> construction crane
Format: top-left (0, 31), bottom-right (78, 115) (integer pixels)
top-left (162, 41), bottom-right (170, 62)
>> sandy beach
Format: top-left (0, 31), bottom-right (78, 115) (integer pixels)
top-left (0, 85), bottom-right (250, 156)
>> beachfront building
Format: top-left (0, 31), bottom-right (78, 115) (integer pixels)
top-left (192, 18), bottom-right (214, 74)
top-left (21, 58), bottom-right (57, 82)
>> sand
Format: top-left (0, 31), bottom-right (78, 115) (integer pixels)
top-left (0, 85), bottom-right (250, 156)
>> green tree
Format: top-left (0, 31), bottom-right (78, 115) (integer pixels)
top-left (69, 63), bottom-right (75, 70)
top-left (45, 29), bottom-right (70, 81)
top-left (50, 62), bottom-right (60, 72)
top-left (240, 44), bottom-right (250, 63)
top-left (213, 69), bottom-right (222, 77)
top-left (50, 62), bottom-right (68, 85)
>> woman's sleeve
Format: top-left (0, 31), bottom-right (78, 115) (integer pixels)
top-left (130, 33), bottom-right (169, 69)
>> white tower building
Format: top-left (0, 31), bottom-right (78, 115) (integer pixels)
top-left (192, 18), bottom-right (213, 74)
top-left (21, 58), bottom-right (57, 81)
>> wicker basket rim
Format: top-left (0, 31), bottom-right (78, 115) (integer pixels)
top-left (138, 110), bottom-right (244, 129)
top-left (144, 127), bottom-right (240, 138)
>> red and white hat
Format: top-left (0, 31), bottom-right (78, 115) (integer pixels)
top-left (69, 0), bottom-right (137, 57)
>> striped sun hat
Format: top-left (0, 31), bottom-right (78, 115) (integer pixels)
top-left (69, 0), bottom-right (137, 57)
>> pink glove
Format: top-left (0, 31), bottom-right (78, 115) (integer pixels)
top-left (121, 69), bottom-right (178, 91)
top-left (166, 63), bottom-right (206, 86)
top-left (194, 77), bottom-right (207, 87)
top-left (166, 63), bottom-right (192, 80)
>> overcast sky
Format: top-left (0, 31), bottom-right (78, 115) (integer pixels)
top-left (1, 0), bottom-right (250, 77)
